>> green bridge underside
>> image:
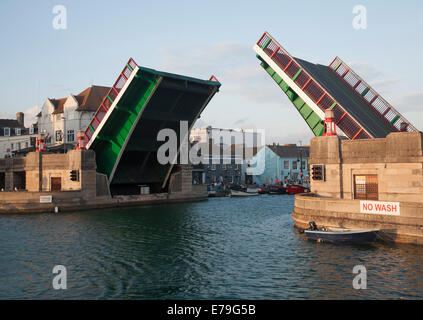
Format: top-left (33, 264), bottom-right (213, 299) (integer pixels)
top-left (259, 59), bottom-right (324, 136)
top-left (89, 67), bottom-right (220, 194)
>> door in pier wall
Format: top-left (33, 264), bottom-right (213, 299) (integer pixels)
top-left (0, 172), bottom-right (5, 190)
top-left (51, 177), bottom-right (62, 192)
top-left (354, 175), bottom-right (378, 200)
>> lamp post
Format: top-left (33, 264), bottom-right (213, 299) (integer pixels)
top-left (298, 140), bottom-right (303, 183)
top-left (59, 116), bottom-right (66, 154)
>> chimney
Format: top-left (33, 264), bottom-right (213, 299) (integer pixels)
top-left (16, 112), bottom-right (24, 127)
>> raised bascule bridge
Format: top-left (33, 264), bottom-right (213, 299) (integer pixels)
top-left (83, 58), bottom-right (221, 195)
top-left (254, 32), bottom-right (417, 139)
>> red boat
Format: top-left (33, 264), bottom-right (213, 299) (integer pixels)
top-left (286, 184), bottom-right (309, 195)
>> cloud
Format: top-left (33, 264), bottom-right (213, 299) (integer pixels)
top-left (392, 91), bottom-right (423, 112)
top-left (266, 129), bottom-right (314, 145)
top-left (157, 42), bottom-right (289, 106)
top-left (233, 117), bottom-right (250, 126)
top-left (348, 62), bottom-right (382, 81)
top-left (347, 61), bottom-right (402, 97)
top-left (24, 105), bottom-right (41, 127)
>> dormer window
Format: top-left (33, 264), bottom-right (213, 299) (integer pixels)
top-left (15, 128), bottom-right (21, 136)
top-left (4, 128), bottom-right (10, 136)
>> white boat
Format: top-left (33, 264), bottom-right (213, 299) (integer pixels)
top-left (230, 188), bottom-right (259, 197)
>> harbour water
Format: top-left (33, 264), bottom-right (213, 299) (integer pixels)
top-left (1, 195), bottom-right (422, 299)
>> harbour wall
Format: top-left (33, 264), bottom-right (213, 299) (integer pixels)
top-left (293, 132), bottom-right (423, 245)
top-left (293, 194), bottom-right (423, 245)
top-left (0, 150), bottom-right (207, 214)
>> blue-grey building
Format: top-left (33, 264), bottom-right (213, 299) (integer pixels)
top-left (247, 144), bottom-right (310, 185)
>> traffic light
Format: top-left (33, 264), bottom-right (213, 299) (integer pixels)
top-left (70, 170), bottom-right (79, 182)
top-left (311, 165), bottom-right (325, 181)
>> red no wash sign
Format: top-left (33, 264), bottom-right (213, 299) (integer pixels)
top-left (360, 200), bottom-right (400, 216)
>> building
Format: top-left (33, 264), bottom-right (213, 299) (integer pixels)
top-left (0, 150), bottom-right (206, 213)
top-left (190, 126), bottom-right (262, 147)
top-left (248, 143), bottom-right (310, 185)
top-left (0, 112), bottom-right (38, 158)
top-left (293, 132), bottom-right (423, 244)
top-left (190, 127), bottom-right (262, 185)
top-left (37, 85), bottom-right (110, 146)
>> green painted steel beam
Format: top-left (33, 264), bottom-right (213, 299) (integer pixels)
top-left (262, 38), bottom-right (271, 49)
top-left (361, 87), bottom-right (370, 97)
top-left (292, 68), bottom-right (303, 81)
top-left (261, 63), bottom-right (324, 137)
top-left (90, 72), bottom-right (160, 178)
top-left (390, 115), bottom-right (400, 125)
top-left (333, 61), bottom-right (342, 71)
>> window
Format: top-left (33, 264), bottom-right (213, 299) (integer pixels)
top-left (17, 142), bottom-right (21, 150)
top-left (67, 130), bottom-right (75, 142)
top-left (55, 130), bottom-right (62, 142)
top-left (10, 143), bottom-right (14, 150)
top-left (15, 128), bottom-right (21, 136)
top-left (4, 128), bottom-right (10, 136)
top-left (354, 175), bottom-right (378, 200)
top-left (284, 160), bottom-right (290, 170)
top-left (211, 164), bottom-right (216, 171)
top-left (29, 126), bottom-right (34, 134)
top-left (301, 160), bottom-right (306, 170)
top-left (25, 142), bottom-right (29, 149)
top-left (292, 160), bottom-right (298, 170)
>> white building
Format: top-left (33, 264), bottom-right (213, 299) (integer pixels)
top-left (190, 126), bottom-right (262, 148)
top-left (37, 85), bottom-right (110, 146)
top-left (0, 113), bottom-right (38, 158)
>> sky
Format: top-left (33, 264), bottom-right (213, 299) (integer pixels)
top-left (0, 0), bottom-right (422, 144)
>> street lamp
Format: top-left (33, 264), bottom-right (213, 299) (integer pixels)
top-left (59, 116), bottom-right (66, 153)
top-left (298, 140), bottom-right (303, 183)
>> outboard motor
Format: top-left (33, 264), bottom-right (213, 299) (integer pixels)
top-left (309, 221), bottom-right (318, 231)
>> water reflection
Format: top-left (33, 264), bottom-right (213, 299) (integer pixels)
top-left (0, 195), bottom-right (422, 299)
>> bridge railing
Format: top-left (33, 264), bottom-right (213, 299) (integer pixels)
top-left (329, 57), bottom-right (416, 133)
top-left (256, 32), bottom-right (371, 140)
top-left (84, 58), bottom-right (138, 144)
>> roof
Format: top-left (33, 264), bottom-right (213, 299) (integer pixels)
top-left (0, 119), bottom-right (24, 129)
top-left (50, 85), bottom-right (111, 115)
top-left (75, 85), bottom-right (110, 112)
top-left (51, 98), bottom-right (67, 115)
top-left (267, 144), bottom-right (310, 158)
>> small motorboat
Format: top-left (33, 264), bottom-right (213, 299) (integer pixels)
top-left (305, 221), bottom-right (379, 244)
top-left (208, 190), bottom-right (227, 197)
top-left (230, 185), bottom-right (259, 197)
top-left (286, 184), bottom-right (309, 195)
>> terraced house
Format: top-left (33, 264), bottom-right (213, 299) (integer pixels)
top-left (37, 85), bottom-right (110, 147)
top-left (0, 112), bottom-right (38, 158)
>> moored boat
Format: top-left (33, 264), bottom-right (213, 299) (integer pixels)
top-left (305, 221), bottom-right (379, 244)
top-left (258, 186), bottom-right (268, 194)
top-left (268, 184), bottom-right (286, 194)
top-left (230, 185), bottom-right (259, 197)
top-left (286, 184), bottom-right (309, 195)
